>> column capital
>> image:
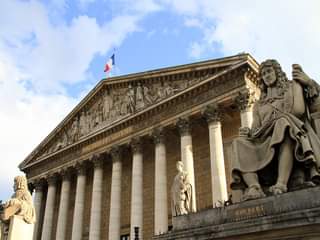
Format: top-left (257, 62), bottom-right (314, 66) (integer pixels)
top-left (234, 91), bottom-right (255, 112)
top-left (33, 179), bottom-right (46, 191)
top-left (90, 154), bottom-right (104, 168)
top-left (203, 104), bottom-right (221, 123)
top-left (176, 117), bottom-right (191, 136)
top-left (130, 137), bottom-right (142, 154)
top-left (152, 127), bottom-right (165, 145)
top-left (110, 145), bottom-right (122, 163)
top-left (59, 168), bottom-right (73, 181)
top-left (74, 162), bottom-right (87, 176)
top-left (46, 173), bottom-right (59, 185)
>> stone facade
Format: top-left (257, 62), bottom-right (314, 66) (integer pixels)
top-left (154, 187), bottom-right (320, 240)
top-left (19, 53), bottom-right (259, 240)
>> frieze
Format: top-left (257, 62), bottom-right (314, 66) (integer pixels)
top-left (26, 71), bottom-right (246, 178)
top-left (39, 69), bottom-right (223, 159)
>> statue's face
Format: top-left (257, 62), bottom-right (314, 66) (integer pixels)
top-left (261, 66), bottom-right (277, 87)
top-left (176, 162), bottom-right (183, 172)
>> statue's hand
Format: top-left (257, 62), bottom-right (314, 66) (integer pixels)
top-left (7, 198), bottom-right (21, 207)
top-left (239, 127), bottom-right (251, 137)
top-left (292, 64), bottom-right (313, 87)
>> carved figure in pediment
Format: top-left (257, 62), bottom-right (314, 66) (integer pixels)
top-left (79, 111), bottom-right (88, 136)
top-left (68, 118), bottom-right (79, 144)
top-left (143, 85), bottom-right (154, 105)
top-left (164, 82), bottom-right (174, 97)
top-left (103, 90), bottom-right (113, 121)
top-left (0, 176), bottom-right (35, 226)
top-left (55, 130), bottom-right (68, 150)
top-left (126, 84), bottom-right (135, 113)
top-left (136, 83), bottom-right (145, 110)
top-left (232, 59), bottom-right (320, 201)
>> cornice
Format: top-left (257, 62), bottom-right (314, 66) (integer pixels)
top-left (20, 54), bottom-right (258, 171)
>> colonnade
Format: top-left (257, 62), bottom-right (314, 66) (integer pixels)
top-left (31, 102), bottom-right (251, 240)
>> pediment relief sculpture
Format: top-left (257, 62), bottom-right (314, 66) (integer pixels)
top-left (42, 70), bottom-right (219, 157)
top-left (231, 59), bottom-right (320, 201)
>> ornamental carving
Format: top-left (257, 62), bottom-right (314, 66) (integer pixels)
top-left (41, 70), bottom-right (220, 158)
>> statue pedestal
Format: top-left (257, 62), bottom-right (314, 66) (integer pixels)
top-left (1, 216), bottom-right (34, 240)
top-left (153, 187), bottom-right (320, 240)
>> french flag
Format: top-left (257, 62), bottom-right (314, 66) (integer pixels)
top-left (104, 54), bottom-right (115, 73)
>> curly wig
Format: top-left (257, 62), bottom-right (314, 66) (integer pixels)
top-left (259, 59), bottom-right (289, 100)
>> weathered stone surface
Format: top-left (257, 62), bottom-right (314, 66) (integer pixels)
top-left (154, 187), bottom-right (320, 240)
top-left (3, 216), bottom-right (34, 240)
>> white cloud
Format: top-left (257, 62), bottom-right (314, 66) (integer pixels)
top-left (163, 0), bottom-right (320, 80)
top-left (189, 42), bottom-right (205, 59)
top-left (0, 0), bottom-right (159, 199)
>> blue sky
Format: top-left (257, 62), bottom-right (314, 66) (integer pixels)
top-left (1, 0), bottom-right (320, 200)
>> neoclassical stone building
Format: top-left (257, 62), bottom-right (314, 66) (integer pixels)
top-left (19, 53), bottom-right (260, 240)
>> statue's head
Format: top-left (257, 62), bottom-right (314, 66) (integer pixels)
top-left (176, 161), bottom-right (184, 173)
top-left (259, 59), bottom-right (288, 97)
top-left (13, 176), bottom-right (28, 192)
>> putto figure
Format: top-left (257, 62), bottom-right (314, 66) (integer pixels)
top-left (232, 59), bottom-right (320, 201)
top-left (171, 161), bottom-right (195, 216)
top-left (0, 176), bottom-right (36, 224)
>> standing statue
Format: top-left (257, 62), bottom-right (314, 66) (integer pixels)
top-left (171, 161), bottom-right (194, 216)
top-left (0, 176), bottom-right (36, 224)
top-left (232, 60), bottom-right (320, 201)
top-left (126, 84), bottom-right (135, 113)
top-left (136, 83), bottom-right (145, 110)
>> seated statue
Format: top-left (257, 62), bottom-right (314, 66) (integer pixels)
top-left (231, 59), bottom-right (320, 201)
top-left (171, 161), bottom-right (195, 216)
top-left (0, 176), bottom-right (36, 224)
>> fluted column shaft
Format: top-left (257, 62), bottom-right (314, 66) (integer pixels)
top-left (41, 176), bottom-right (57, 240)
top-left (33, 181), bottom-right (44, 240)
top-left (71, 164), bottom-right (87, 240)
top-left (204, 105), bottom-right (228, 206)
top-left (108, 147), bottom-right (122, 240)
top-left (56, 171), bottom-right (71, 240)
top-left (177, 118), bottom-right (197, 212)
top-left (235, 91), bottom-right (254, 128)
top-left (130, 139), bottom-right (143, 240)
top-left (153, 129), bottom-right (168, 235)
top-left (89, 157), bottom-right (104, 240)
top-left (234, 92), bottom-right (254, 202)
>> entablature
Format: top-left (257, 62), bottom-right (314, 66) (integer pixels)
top-left (20, 54), bottom-right (259, 179)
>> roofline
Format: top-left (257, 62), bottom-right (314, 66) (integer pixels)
top-left (19, 53), bottom-right (259, 169)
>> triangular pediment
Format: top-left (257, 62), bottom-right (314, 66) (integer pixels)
top-left (19, 53), bottom-right (258, 169)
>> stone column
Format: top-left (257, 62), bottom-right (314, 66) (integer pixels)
top-left (89, 155), bottom-right (104, 240)
top-left (177, 118), bottom-right (197, 212)
top-left (108, 147), bottom-right (122, 240)
top-left (130, 138), bottom-right (144, 240)
top-left (33, 180), bottom-right (45, 240)
top-left (234, 92), bottom-right (255, 202)
top-left (153, 128), bottom-right (168, 235)
top-left (41, 175), bottom-right (58, 240)
top-left (204, 104), bottom-right (228, 207)
top-left (235, 91), bottom-right (254, 128)
top-left (56, 169), bottom-right (71, 240)
top-left (71, 163), bottom-right (87, 240)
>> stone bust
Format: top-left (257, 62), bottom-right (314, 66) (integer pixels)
top-left (231, 59), bottom-right (320, 201)
top-left (171, 161), bottom-right (194, 216)
top-left (0, 176), bottom-right (36, 224)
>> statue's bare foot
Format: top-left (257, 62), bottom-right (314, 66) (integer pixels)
top-left (269, 183), bottom-right (287, 195)
top-left (242, 185), bottom-right (266, 201)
